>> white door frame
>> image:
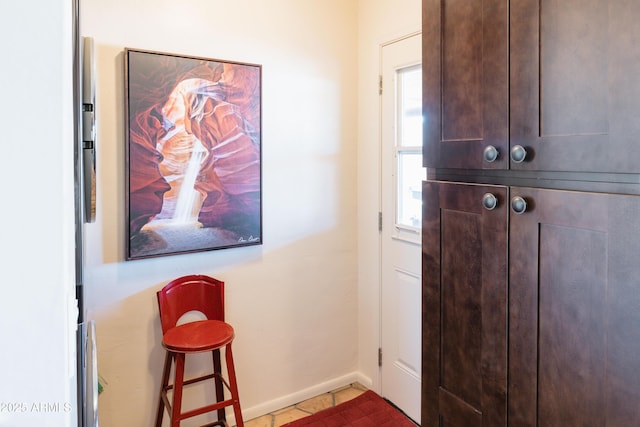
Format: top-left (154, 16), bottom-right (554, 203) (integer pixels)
top-left (377, 30), bottom-right (422, 416)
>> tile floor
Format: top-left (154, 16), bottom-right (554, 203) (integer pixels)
top-left (243, 383), bottom-right (368, 427)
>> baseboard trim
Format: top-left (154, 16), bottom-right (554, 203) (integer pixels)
top-left (227, 371), bottom-right (373, 425)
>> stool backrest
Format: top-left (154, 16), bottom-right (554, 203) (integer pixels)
top-left (157, 275), bottom-right (225, 334)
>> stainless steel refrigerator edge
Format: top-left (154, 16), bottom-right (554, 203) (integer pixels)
top-left (73, 0), bottom-right (98, 424)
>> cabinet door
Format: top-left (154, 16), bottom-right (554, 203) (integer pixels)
top-left (511, 0), bottom-right (640, 173)
top-left (423, 0), bottom-right (508, 170)
top-left (422, 181), bottom-right (508, 427)
top-left (509, 187), bottom-right (640, 425)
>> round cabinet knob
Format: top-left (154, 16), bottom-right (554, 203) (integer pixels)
top-left (482, 193), bottom-right (498, 211)
top-left (511, 196), bottom-right (528, 214)
top-left (511, 145), bottom-right (527, 163)
top-left (483, 145), bottom-right (499, 163)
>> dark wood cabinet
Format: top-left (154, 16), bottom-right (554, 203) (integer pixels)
top-left (509, 188), bottom-right (640, 426)
top-left (423, 183), bottom-right (640, 426)
top-left (510, 0), bottom-right (640, 173)
top-left (422, 181), bottom-right (508, 426)
top-left (424, 0), bottom-right (640, 173)
top-left (423, 0), bottom-right (640, 424)
top-left (422, 0), bottom-right (508, 170)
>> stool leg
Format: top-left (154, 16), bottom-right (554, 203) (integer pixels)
top-left (171, 353), bottom-right (186, 427)
top-left (155, 352), bottom-right (172, 427)
top-left (225, 344), bottom-right (244, 427)
top-left (212, 349), bottom-right (226, 422)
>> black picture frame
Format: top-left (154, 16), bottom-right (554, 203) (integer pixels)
top-left (125, 48), bottom-right (262, 260)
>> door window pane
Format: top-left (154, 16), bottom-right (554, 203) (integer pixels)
top-left (399, 65), bottom-right (422, 148)
top-left (397, 152), bottom-right (425, 228)
top-left (396, 65), bottom-right (424, 229)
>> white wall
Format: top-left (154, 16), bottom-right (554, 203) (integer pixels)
top-left (0, 1), bottom-right (77, 426)
top-left (81, 0), bottom-right (360, 425)
top-left (356, 0), bottom-right (421, 392)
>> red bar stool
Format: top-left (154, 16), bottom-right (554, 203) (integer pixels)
top-left (155, 275), bottom-right (244, 427)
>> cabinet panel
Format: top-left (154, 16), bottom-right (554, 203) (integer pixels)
top-left (509, 188), bottom-right (640, 425)
top-left (422, 181), bottom-right (508, 427)
top-left (511, 0), bottom-right (640, 173)
top-left (539, 0), bottom-right (608, 138)
top-left (441, 209), bottom-right (482, 407)
top-left (538, 224), bottom-right (607, 425)
top-left (441, 1), bottom-right (482, 142)
top-left (423, 0), bottom-right (508, 170)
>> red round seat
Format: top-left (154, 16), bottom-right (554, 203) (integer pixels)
top-left (163, 320), bottom-right (235, 353)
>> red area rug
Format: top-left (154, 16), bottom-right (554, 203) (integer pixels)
top-left (281, 390), bottom-right (418, 427)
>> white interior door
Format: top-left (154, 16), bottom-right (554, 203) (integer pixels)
top-left (380, 32), bottom-right (423, 424)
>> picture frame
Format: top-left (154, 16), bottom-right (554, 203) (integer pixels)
top-left (124, 48), bottom-right (262, 260)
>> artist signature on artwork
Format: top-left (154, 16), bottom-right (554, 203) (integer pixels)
top-left (238, 235), bottom-right (260, 243)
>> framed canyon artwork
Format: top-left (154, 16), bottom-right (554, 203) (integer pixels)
top-left (125, 49), bottom-right (262, 260)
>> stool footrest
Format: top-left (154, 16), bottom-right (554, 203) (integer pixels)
top-left (163, 372), bottom-right (224, 391)
top-left (178, 399), bottom-right (236, 421)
